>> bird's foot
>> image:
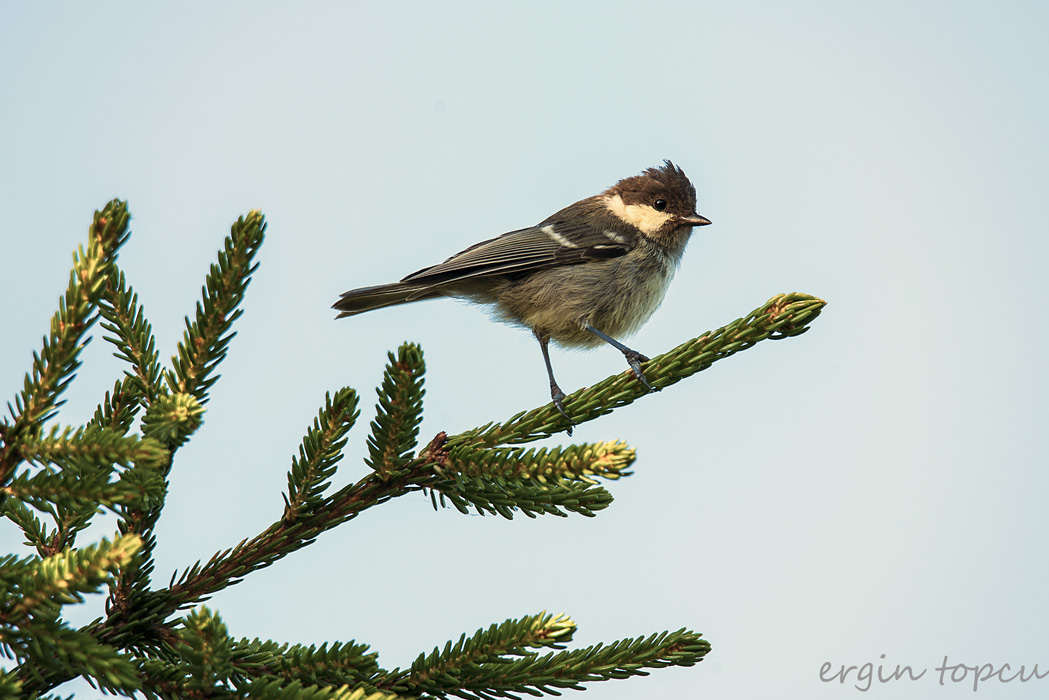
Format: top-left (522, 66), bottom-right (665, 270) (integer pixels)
top-left (550, 384), bottom-right (574, 436)
top-left (624, 350), bottom-right (654, 392)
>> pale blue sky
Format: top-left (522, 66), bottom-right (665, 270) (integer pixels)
top-left (3, 3), bottom-right (1048, 698)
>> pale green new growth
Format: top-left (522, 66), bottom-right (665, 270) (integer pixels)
top-left (448, 440), bottom-right (636, 484)
top-left (0, 201), bottom-right (826, 698)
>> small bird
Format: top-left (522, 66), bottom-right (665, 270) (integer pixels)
top-left (334, 161), bottom-right (711, 425)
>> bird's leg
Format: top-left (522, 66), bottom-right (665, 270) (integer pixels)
top-left (585, 325), bottom-right (654, 392)
top-left (535, 330), bottom-right (573, 433)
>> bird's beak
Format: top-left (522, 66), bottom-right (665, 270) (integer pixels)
top-left (679, 213), bottom-right (712, 227)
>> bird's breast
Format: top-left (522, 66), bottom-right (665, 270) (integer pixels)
top-left (595, 251), bottom-right (676, 338)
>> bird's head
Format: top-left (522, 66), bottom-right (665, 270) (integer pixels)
top-left (602, 160), bottom-right (711, 246)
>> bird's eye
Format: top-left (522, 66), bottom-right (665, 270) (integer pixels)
top-left (653, 199), bottom-right (667, 212)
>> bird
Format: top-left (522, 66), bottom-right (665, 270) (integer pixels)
top-left (334, 160), bottom-right (711, 428)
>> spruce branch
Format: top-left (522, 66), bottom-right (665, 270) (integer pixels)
top-left (151, 388), bottom-right (363, 613)
top-left (6, 426), bottom-right (166, 553)
top-left (161, 475), bottom-right (404, 613)
top-left (0, 552), bottom-right (38, 589)
top-left (104, 213), bottom-right (264, 655)
top-left (445, 441), bottom-right (635, 484)
top-left (235, 678), bottom-right (399, 700)
top-left (176, 607), bottom-right (236, 694)
top-left (96, 610), bottom-right (388, 700)
top-left (167, 400), bottom-right (625, 603)
top-left (3, 466), bottom-right (164, 517)
top-left (0, 501), bottom-right (50, 553)
top-left (19, 425), bottom-right (168, 472)
top-left (164, 210), bottom-right (265, 405)
top-left (14, 621), bottom-right (142, 695)
top-left (285, 388), bottom-right (361, 520)
top-left (5, 536), bottom-right (145, 694)
top-left (132, 658), bottom-right (198, 700)
top-left (89, 377), bottom-right (146, 434)
top-left (0, 200), bottom-right (130, 485)
top-left (427, 475), bottom-right (613, 519)
top-left (8, 534), bottom-right (141, 617)
top-left (106, 392), bottom-right (204, 609)
top-left (365, 344), bottom-right (426, 479)
top-left (379, 615), bottom-right (707, 699)
top-left (228, 636), bottom-right (380, 688)
top-left (99, 269), bottom-right (164, 409)
top-left (405, 613), bottom-right (576, 681)
top-left (447, 292), bottom-right (827, 447)
top-left (158, 479), bottom-right (382, 613)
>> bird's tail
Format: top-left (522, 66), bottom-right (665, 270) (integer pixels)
top-left (332, 281), bottom-right (442, 318)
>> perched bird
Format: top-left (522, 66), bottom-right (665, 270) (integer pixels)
top-left (334, 160), bottom-right (711, 425)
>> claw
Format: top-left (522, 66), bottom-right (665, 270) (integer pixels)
top-left (551, 386), bottom-right (574, 436)
top-left (624, 350), bottom-right (654, 392)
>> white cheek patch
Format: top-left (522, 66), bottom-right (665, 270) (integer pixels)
top-left (604, 194), bottom-right (673, 235)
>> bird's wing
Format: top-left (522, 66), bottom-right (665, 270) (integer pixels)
top-left (401, 221), bottom-right (636, 287)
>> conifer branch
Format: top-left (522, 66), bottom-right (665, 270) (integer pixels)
top-left (106, 390), bottom-right (205, 615)
top-left (156, 432), bottom-right (602, 616)
top-left (405, 613), bottom-right (575, 681)
top-left (175, 607), bottom-right (236, 693)
top-left (227, 636), bottom-right (380, 688)
top-left (106, 609), bottom-right (384, 700)
top-left (378, 615), bottom-right (707, 699)
top-left (164, 210), bottom-right (265, 405)
top-left (19, 425), bottom-right (168, 472)
top-left (427, 475), bottom-right (613, 519)
top-left (365, 344), bottom-right (426, 479)
top-left (126, 360), bottom-right (424, 613)
top-left (8, 534), bottom-right (141, 617)
top-left (236, 679), bottom-right (399, 700)
top-left (0, 552), bottom-right (38, 588)
top-left (0, 501), bottom-right (50, 553)
top-left (3, 466), bottom-right (164, 516)
top-left (8, 426), bottom-right (166, 552)
top-left (448, 293), bottom-right (827, 447)
top-left (158, 473), bottom-right (397, 613)
top-left (285, 388), bottom-right (361, 520)
top-left (89, 377), bottom-right (145, 434)
top-left (5, 536), bottom-right (145, 695)
top-left (14, 621), bottom-right (142, 695)
top-left (149, 388), bottom-right (363, 613)
top-left (0, 200), bottom-right (130, 485)
top-left (99, 269), bottom-right (164, 409)
top-left (105, 213), bottom-right (263, 655)
top-left (132, 659), bottom-right (199, 700)
top-left (445, 441), bottom-right (635, 484)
